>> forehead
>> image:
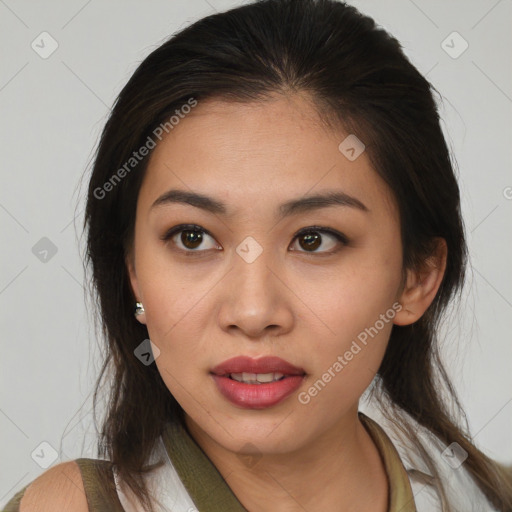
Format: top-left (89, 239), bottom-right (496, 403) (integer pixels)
top-left (138, 94), bottom-right (397, 221)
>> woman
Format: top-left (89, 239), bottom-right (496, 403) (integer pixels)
top-left (5, 0), bottom-right (511, 510)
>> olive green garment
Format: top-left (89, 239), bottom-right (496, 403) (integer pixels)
top-left (2, 411), bottom-right (417, 511)
top-left (2, 458), bottom-right (125, 512)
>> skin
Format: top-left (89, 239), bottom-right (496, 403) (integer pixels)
top-left (127, 92), bottom-right (446, 511)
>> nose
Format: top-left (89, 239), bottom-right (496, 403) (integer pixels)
top-left (217, 242), bottom-right (294, 340)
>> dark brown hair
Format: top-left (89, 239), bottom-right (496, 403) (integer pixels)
top-left (82, 0), bottom-right (512, 510)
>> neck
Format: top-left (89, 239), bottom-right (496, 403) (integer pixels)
top-left (184, 408), bottom-right (389, 512)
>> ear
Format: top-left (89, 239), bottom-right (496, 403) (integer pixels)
top-left (125, 251), bottom-right (147, 325)
top-left (393, 238), bottom-right (447, 326)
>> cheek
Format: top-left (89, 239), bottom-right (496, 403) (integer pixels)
top-left (300, 299), bottom-right (393, 415)
top-left (309, 253), bottom-right (401, 340)
top-left (300, 247), bottom-right (401, 388)
top-left (136, 258), bottom-right (223, 390)
top-left (135, 242), bottom-right (210, 337)
top-left (143, 283), bottom-right (210, 359)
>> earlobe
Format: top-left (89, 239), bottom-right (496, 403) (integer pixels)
top-left (134, 301), bottom-right (147, 324)
top-left (393, 238), bottom-right (447, 326)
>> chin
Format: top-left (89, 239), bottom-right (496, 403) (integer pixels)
top-left (210, 414), bottom-right (309, 453)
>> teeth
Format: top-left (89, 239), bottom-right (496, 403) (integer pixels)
top-left (230, 372), bottom-right (285, 384)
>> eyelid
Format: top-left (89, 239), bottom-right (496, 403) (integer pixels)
top-left (292, 225), bottom-right (349, 245)
top-left (160, 223), bottom-right (211, 241)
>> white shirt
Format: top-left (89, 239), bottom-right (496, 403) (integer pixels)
top-left (359, 402), bottom-right (498, 512)
top-left (113, 406), bottom-right (498, 511)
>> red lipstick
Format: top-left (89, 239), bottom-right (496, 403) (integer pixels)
top-left (210, 356), bottom-right (306, 409)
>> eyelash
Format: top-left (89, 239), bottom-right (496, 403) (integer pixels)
top-left (160, 223), bottom-right (349, 257)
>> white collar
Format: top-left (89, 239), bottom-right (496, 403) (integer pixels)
top-left (113, 404), bottom-right (498, 512)
top-left (359, 401), bottom-right (498, 511)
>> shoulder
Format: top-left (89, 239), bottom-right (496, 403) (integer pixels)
top-left (18, 460), bottom-right (89, 512)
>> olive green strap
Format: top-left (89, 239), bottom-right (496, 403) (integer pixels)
top-left (2, 459), bottom-right (124, 512)
top-left (162, 421), bottom-right (248, 511)
top-left (2, 483), bottom-right (30, 511)
top-left (74, 458), bottom-right (125, 511)
top-left (2, 416), bottom-right (417, 512)
top-left (163, 414), bottom-right (419, 512)
top-left (359, 412), bottom-right (418, 512)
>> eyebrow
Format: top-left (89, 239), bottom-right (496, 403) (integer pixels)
top-left (150, 188), bottom-right (369, 219)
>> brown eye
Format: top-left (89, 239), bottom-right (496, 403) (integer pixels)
top-left (180, 229), bottom-right (204, 249)
top-left (290, 227), bottom-right (348, 254)
top-left (161, 224), bottom-right (219, 254)
top-left (298, 232), bottom-right (322, 251)
top-left (161, 224), bottom-right (348, 257)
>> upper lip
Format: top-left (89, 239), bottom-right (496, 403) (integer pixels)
top-left (211, 356), bottom-right (305, 376)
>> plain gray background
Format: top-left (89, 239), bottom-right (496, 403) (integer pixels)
top-left (1, 0), bottom-right (511, 506)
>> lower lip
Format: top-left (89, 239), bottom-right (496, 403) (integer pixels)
top-left (211, 374), bottom-right (305, 409)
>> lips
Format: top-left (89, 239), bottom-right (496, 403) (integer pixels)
top-left (210, 356), bottom-right (306, 409)
top-left (210, 356), bottom-right (305, 376)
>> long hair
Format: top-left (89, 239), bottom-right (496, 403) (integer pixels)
top-left (82, 1), bottom-right (512, 510)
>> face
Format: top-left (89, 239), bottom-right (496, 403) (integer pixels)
top-left (127, 93), bottom-right (405, 455)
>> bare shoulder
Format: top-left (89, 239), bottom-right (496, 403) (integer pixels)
top-left (19, 460), bottom-right (89, 512)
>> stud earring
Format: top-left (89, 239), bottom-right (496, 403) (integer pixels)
top-left (134, 302), bottom-right (145, 317)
